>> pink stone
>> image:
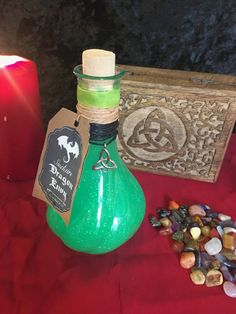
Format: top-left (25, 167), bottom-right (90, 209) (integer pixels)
top-left (188, 205), bottom-right (206, 217)
top-left (223, 281), bottom-right (236, 298)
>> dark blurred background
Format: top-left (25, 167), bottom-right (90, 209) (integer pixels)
top-left (0, 0), bottom-right (236, 131)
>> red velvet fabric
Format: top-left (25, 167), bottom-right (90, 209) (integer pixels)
top-left (1, 135), bottom-right (236, 314)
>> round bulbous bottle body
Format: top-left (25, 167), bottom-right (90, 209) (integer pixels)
top-left (46, 140), bottom-right (145, 254)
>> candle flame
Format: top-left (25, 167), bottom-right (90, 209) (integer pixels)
top-left (0, 55), bottom-right (27, 68)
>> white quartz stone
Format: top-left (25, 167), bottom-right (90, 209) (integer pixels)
top-left (218, 213), bottom-right (232, 221)
top-left (204, 237), bottom-right (222, 255)
top-left (223, 227), bottom-right (236, 234)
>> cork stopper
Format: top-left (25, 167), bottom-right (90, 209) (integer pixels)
top-left (82, 49), bottom-right (115, 77)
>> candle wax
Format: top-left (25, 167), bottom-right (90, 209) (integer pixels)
top-left (0, 56), bottom-right (44, 181)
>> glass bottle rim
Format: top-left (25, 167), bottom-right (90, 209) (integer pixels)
top-left (73, 65), bottom-right (126, 80)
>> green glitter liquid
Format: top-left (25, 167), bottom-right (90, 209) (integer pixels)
top-left (46, 140), bottom-right (145, 254)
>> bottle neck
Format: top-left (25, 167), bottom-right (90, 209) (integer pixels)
top-left (89, 135), bottom-right (117, 147)
top-left (89, 120), bottom-right (119, 144)
top-left (77, 77), bottom-right (121, 109)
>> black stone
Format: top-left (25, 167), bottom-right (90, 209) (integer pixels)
top-left (148, 215), bottom-right (162, 228)
top-left (157, 208), bottom-right (171, 218)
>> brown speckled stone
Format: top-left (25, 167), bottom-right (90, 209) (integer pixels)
top-left (205, 270), bottom-right (223, 287)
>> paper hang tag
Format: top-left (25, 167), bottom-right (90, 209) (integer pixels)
top-left (33, 108), bottom-right (89, 225)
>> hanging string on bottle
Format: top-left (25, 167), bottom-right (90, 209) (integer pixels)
top-left (76, 103), bottom-right (119, 125)
top-left (75, 103), bottom-right (119, 171)
top-left (89, 120), bottom-right (119, 143)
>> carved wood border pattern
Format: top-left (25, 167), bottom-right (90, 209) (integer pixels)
top-left (118, 83), bottom-right (236, 182)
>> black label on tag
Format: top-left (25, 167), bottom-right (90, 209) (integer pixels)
top-left (39, 126), bottom-right (82, 212)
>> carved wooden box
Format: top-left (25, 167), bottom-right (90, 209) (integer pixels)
top-left (117, 65), bottom-right (236, 182)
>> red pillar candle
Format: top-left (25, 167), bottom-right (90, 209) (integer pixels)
top-left (0, 55), bottom-right (45, 181)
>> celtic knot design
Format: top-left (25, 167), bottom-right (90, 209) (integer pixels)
top-left (92, 145), bottom-right (117, 171)
top-left (127, 107), bottom-right (179, 153)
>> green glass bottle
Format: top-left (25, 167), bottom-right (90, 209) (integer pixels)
top-left (46, 63), bottom-right (146, 254)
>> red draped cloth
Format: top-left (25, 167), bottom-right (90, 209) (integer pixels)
top-left (1, 135), bottom-right (236, 314)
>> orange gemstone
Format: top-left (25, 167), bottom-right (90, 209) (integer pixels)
top-left (180, 252), bottom-right (195, 269)
top-left (168, 200), bottom-right (180, 210)
top-left (222, 233), bottom-right (236, 251)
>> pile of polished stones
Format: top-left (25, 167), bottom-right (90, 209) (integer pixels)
top-left (149, 201), bottom-right (236, 297)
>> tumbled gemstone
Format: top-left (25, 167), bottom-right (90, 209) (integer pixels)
top-left (168, 200), bottom-right (180, 210)
top-left (224, 227), bottom-right (236, 234)
top-left (188, 222), bottom-right (200, 229)
top-left (183, 231), bottom-right (193, 244)
top-left (220, 265), bottom-right (235, 282)
top-left (205, 269), bottom-right (223, 287)
top-left (159, 217), bottom-right (172, 228)
top-left (171, 221), bottom-right (180, 232)
top-left (223, 281), bottom-right (236, 298)
top-left (148, 215), bottom-right (161, 228)
top-left (190, 269), bottom-right (205, 285)
top-left (157, 208), bottom-right (171, 218)
top-left (200, 204), bottom-right (211, 211)
top-left (159, 227), bottom-right (173, 236)
top-left (218, 213), bottom-right (232, 221)
top-left (192, 216), bottom-right (204, 227)
top-left (201, 226), bottom-right (211, 237)
top-left (184, 239), bottom-right (199, 251)
top-left (190, 226), bottom-right (201, 240)
top-left (216, 225), bottom-right (224, 237)
top-left (171, 240), bottom-right (184, 253)
top-left (232, 269), bottom-right (236, 281)
top-left (198, 236), bottom-right (210, 252)
top-left (179, 206), bottom-right (188, 218)
top-left (170, 211), bottom-right (184, 223)
top-left (172, 230), bottom-right (184, 241)
top-left (210, 228), bottom-right (220, 238)
top-left (194, 250), bottom-right (201, 268)
top-left (214, 253), bottom-right (236, 269)
top-left (222, 233), bottom-right (236, 251)
top-left (188, 205), bottom-right (206, 217)
top-left (202, 217), bottom-right (212, 224)
top-left (219, 220), bottom-right (234, 228)
top-left (211, 258), bottom-right (221, 270)
top-left (206, 211), bottom-right (218, 218)
top-left (180, 252), bottom-right (195, 269)
top-left (201, 252), bottom-right (214, 269)
top-left (221, 248), bottom-right (236, 260)
top-left (210, 219), bottom-right (218, 228)
top-left (204, 237), bottom-right (222, 255)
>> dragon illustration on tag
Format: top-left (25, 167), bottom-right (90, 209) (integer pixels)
top-left (57, 136), bottom-right (80, 163)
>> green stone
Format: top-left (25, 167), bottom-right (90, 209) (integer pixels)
top-left (172, 230), bottom-right (184, 241)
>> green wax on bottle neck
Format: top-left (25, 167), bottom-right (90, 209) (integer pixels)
top-left (77, 85), bottom-right (120, 108)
